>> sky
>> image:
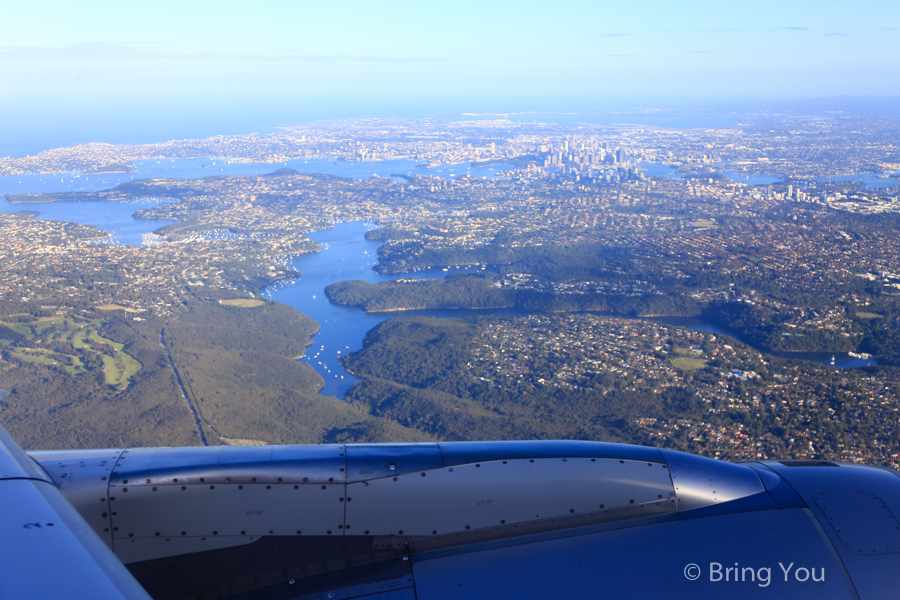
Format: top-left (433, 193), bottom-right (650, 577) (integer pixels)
top-left (1, 0), bottom-right (899, 154)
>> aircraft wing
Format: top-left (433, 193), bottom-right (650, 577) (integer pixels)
top-left (3, 423), bottom-right (900, 599)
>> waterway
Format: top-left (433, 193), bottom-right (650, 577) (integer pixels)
top-left (261, 221), bottom-right (523, 397)
top-left (0, 157), bottom-right (513, 246)
top-left (638, 162), bottom-right (899, 189)
top-left (653, 317), bottom-right (876, 370)
top-left (262, 223), bottom-right (876, 399)
top-left (0, 158), bottom-right (877, 398)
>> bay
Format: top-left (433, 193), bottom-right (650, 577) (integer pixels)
top-left (0, 158), bottom-right (513, 246)
top-left (261, 220), bottom-right (520, 398)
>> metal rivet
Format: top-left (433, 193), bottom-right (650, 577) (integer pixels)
top-left (123, 479), bottom-right (128, 484)
top-left (145, 479), bottom-right (150, 484)
top-left (432, 530), bottom-right (437, 535)
top-left (181, 486), bottom-right (186, 491)
top-left (213, 531), bottom-right (218, 535)
top-left (238, 485), bottom-right (243, 490)
top-left (200, 478), bottom-right (205, 483)
top-left (347, 497), bottom-right (352, 502)
top-left (421, 472), bottom-right (426, 477)
top-left (339, 468), bottom-right (344, 472)
top-left (210, 485), bottom-right (215, 490)
top-left (289, 580), bottom-right (295, 585)
top-left (338, 525), bottom-right (343, 529)
top-left (296, 530), bottom-right (301, 535)
top-left (619, 460), bottom-right (624, 464)
top-left (128, 533), bottom-right (134, 538)
top-left (399, 530), bottom-right (404, 535)
top-left (252, 478), bottom-right (257, 483)
top-left (241, 530), bottom-right (246, 535)
top-left (266, 485), bottom-right (271, 490)
top-left (181, 532), bottom-right (186, 536)
top-left (502, 461), bottom-right (507, 464)
top-left (294, 485), bottom-right (299, 490)
top-left (152, 487), bottom-right (157, 492)
top-left (155, 532), bottom-right (160, 537)
top-left (600, 504), bottom-right (605, 509)
top-left (658, 494), bottom-right (662, 499)
top-left (340, 497), bottom-right (344, 502)
top-left (501, 520), bottom-right (506, 524)
top-left (562, 459), bottom-right (567, 462)
top-left (388, 463), bottom-right (397, 471)
top-left (629, 499), bottom-right (634, 504)
top-left (278, 478), bottom-right (283, 482)
top-left (101, 512), bottom-right (108, 518)
top-left (570, 509), bottom-right (574, 513)
top-left (476, 464), bottom-right (480, 468)
top-left (329, 477), bottom-right (334, 483)
top-left (322, 485), bottom-right (327, 490)
top-left (465, 525), bottom-right (470, 530)
top-left (327, 530), bottom-right (332, 535)
top-left (173, 479), bottom-right (178, 483)
top-left (226, 478), bottom-right (231, 483)
top-left (448, 468), bottom-right (453, 472)
top-left (393, 477), bottom-right (398, 482)
top-left (529, 459), bottom-right (534, 463)
top-left (303, 477), bottom-right (309, 483)
top-left (122, 488), bottom-right (128, 493)
top-left (591, 459), bottom-right (595, 462)
top-left (365, 530), bottom-right (370, 535)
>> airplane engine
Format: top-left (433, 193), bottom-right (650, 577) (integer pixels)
top-left (3, 426), bottom-right (900, 599)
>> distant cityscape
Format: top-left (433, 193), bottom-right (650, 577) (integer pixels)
top-left (1, 113), bottom-right (899, 465)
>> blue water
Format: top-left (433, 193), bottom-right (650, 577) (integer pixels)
top-left (0, 158), bottom-right (513, 246)
top-left (815, 173), bottom-right (900, 189)
top-left (637, 162), bottom-right (679, 179)
top-left (653, 317), bottom-right (876, 370)
top-left (261, 221), bottom-right (519, 398)
top-left (720, 171), bottom-right (782, 186)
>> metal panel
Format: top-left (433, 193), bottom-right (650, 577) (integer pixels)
top-left (110, 444), bottom-right (347, 485)
top-left (110, 482), bottom-right (346, 541)
top-left (346, 443), bottom-right (443, 482)
top-left (661, 449), bottom-right (765, 511)
top-left (814, 490), bottom-right (900, 555)
top-left (289, 580), bottom-right (416, 600)
top-left (763, 460), bottom-right (900, 599)
top-left (746, 463), bottom-right (807, 508)
top-left (0, 478), bottom-right (151, 599)
top-left (346, 458), bottom-right (673, 536)
top-left (437, 441), bottom-right (665, 469)
top-left (31, 448), bottom-right (123, 549)
top-left (411, 508), bottom-right (855, 600)
top-left (113, 534), bottom-right (262, 565)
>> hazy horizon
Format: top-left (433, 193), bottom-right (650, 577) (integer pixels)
top-left (3, 1), bottom-right (899, 156)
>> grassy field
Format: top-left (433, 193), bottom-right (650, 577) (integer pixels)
top-left (0, 315), bottom-right (141, 388)
top-left (856, 312), bottom-right (883, 319)
top-left (95, 304), bottom-right (140, 313)
top-left (691, 219), bottom-right (716, 228)
top-left (219, 298), bottom-right (266, 308)
top-left (670, 357), bottom-right (709, 371)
